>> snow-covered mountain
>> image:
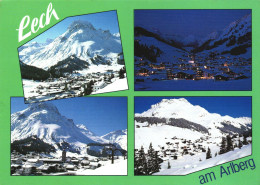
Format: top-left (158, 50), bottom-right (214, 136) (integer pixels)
top-left (135, 13), bottom-right (251, 61)
top-left (134, 26), bottom-right (188, 63)
top-left (135, 98), bottom-right (251, 136)
top-left (11, 102), bottom-right (96, 152)
top-left (77, 124), bottom-right (107, 144)
top-left (135, 98), bottom-right (252, 175)
top-left (195, 14), bottom-right (251, 58)
top-left (11, 102), bottom-right (127, 153)
top-left (136, 26), bottom-right (199, 47)
top-left (18, 20), bottom-right (123, 70)
top-left (101, 129), bottom-right (127, 150)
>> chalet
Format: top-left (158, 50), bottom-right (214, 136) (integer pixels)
top-left (100, 157), bottom-right (109, 161)
top-left (27, 159), bottom-right (44, 167)
top-left (11, 158), bottom-right (23, 165)
top-left (71, 160), bottom-right (80, 165)
top-left (22, 164), bottom-right (37, 175)
top-left (81, 160), bottom-right (90, 166)
top-left (41, 158), bottom-right (63, 164)
top-left (89, 162), bottom-right (101, 170)
top-left (65, 164), bottom-right (76, 171)
top-left (93, 81), bottom-right (107, 92)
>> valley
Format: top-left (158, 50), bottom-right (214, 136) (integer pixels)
top-left (18, 17), bottom-right (128, 103)
top-left (134, 13), bottom-right (252, 90)
top-left (11, 99), bottom-right (127, 176)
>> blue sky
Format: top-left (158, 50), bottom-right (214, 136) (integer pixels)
top-left (135, 9), bottom-right (251, 38)
top-left (30, 10), bottom-right (120, 43)
top-left (135, 97), bottom-right (252, 118)
top-left (11, 97), bottom-right (127, 136)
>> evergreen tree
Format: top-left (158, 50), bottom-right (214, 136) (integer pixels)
top-left (238, 138), bottom-right (243, 149)
top-left (242, 135), bottom-right (248, 145)
top-left (64, 82), bottom-right (68, 91)
top-left (84, 80), bottom-right (94, 95)
top-left (167, 160), bottom-right (171, 169)
top-left (134, 146), bottom-right (147, 175)
top-left (226, 135), bottom-right (234, 152)
top-left (147, 143), bottom-right (161, 175)
top-left (119, 67), bottom-right (125, 79)
top-left (219, 137), bottom-right (227, 155)
top-left (206, 147), bottom-right (212, 159)
top-left (134, 144), bottom-right (162, 175)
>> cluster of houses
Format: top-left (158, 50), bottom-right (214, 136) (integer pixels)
top-left (26, 70), bottom-right (120, 103)
top-left (11, 150), bottom-right (113, 176)
top-left (134, 53), bottom-right (251, 82)
top-left (155, 135), bottom-right (216, 161)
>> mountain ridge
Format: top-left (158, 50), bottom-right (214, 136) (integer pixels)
top-left (135, 98), bottom-right (251, 136)
top-left (19, 20), bottom-right (123, 70)
top-left (11, 102), bottom-right (127, 153)
top-left (135, 13), bottom-right (251, 59)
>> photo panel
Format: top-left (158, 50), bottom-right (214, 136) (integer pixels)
top-left (134, 10), bottom-right (252, 91)
top-left (18, 10), bottom-right (128, 104)
top-left (11, 97), bottom-right (127, 176)
top-left (134, 96), bottom-right (252, 175)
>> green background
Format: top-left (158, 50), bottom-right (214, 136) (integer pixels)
top-left (0, 0), bottom-right (259, 184)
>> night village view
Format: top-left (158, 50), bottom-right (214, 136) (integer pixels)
top-left (134, 10), bottom-right (252, 90)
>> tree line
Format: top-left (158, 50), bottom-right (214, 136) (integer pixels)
top-left (134, 143), bottom-right (163, 175)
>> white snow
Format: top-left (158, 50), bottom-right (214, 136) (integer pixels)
top-left (19, 20), bottom-right (123, 70)
top-left (75, 157), bottom-right (127, 175)
top-left (136, 98), bottom-right (251, 137)
top-left (135, 123), bottom-right (204, 150)
top-left (154, 145), bottom-right (251, 175)
top-left (11, 101), bottom-right (127, 154)
top-left (135, 98), bottom-right (252, 175)
top-left (101, 129), bottom-right (127, 150)
top-left (93, 78), bottom-right (128, 94)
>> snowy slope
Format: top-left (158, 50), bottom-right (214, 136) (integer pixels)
top-left (101, 129), bottom-right (127, 150)
top-left (76, 124), bottom-right (107, 144)
top-left (134, 26), bottom-right (188, 63)
top-left (135, 98), bottom-right (251, 175)
top-left (19, 20), bottom-right (123, 70)
top-left (196, 14), bottom-right (251, 58)
top-left (136, 98), bottom-right (251, 136)
top-left (136, 36), bottom-right (187, 62)
top-left (135, 124), bottom-right (204, 150)
top-left (75, 157), bottom-right (127, 175)
top-left (154, 144), bottom-right (251, 175)
top-left (92, 78), bottom-right (128, 95)
top-left (11, 102), bottom-right (127, 153)
top-left (11, 102), bottom-right (98, 152)
top-left (136, 26), bottom-right (199, 47)
top-left (135, 14), bottom-right (251, 61)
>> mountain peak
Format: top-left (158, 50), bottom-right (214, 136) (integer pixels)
top-left (160, 98), bottom-right (189, 104)
top-left (28, 102), bottom-right (60, 114)
top-left (19, 18), bottom-right (123, 69)
top-left (68, 20), bottom-right (95, 32)
top-left (76, 124), bottom-right (88, 131)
